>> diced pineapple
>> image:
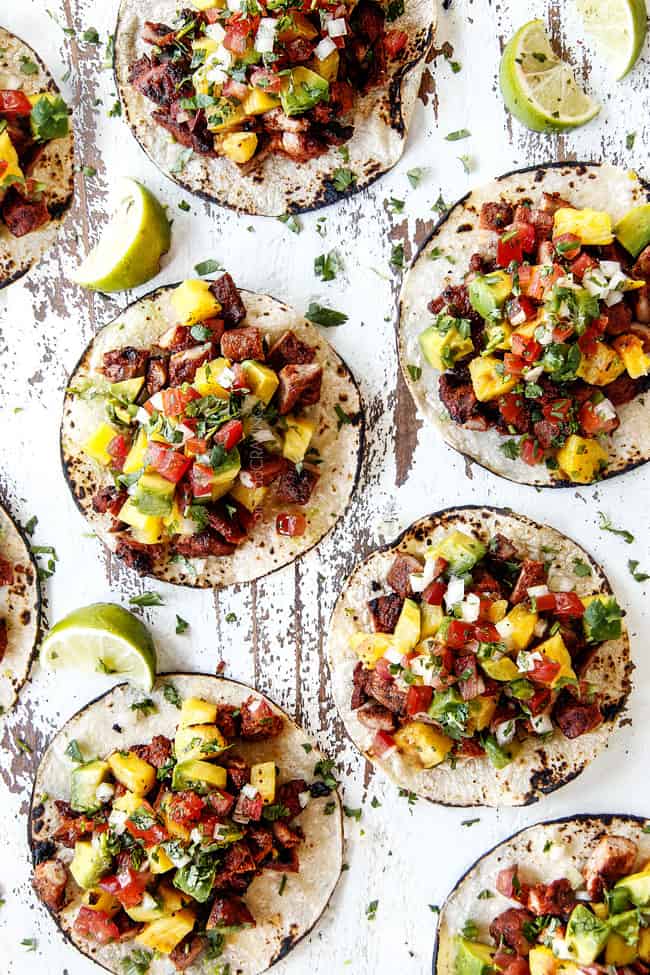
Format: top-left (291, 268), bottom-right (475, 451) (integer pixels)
top-left (393, 598), bottom-right (421, 651)
top-left (613, 333), bottom-right (650, 378)
top-left (488, 599), bottom-right (508, 623)
top-left (228, 479), bottom-right (268, 512)
top-left (469, 356), bottom-right (517, 402)
top-left (468, 695), bottom-right (497, 733)
top-left (502, 604), bottom-right (538, 651)
top-left (556, 434), bottom-right (608, 484)
top-left (193, 0), bottom-right (226, 10)
top-left (222, 131), bottom-right (258, 164)
top-left (576, 341), bottom-right (625, 385)
top-left (282, 416), bottom-right (315, 464)
top-left (0, 131), bottom-right (24, 190)
top-left (83, 889), bottom-right (121, 916)
top-left (191, 36), bottom-right (218, 56)
top-left (242, 360), bottom-right (279, 404)
top-left (180, 697), bottom-right (218, 727)
top-left (553, 207), bottom-right (614, 245)
top-left (242, 88), bottom-right (280, 115)
top-left (83, 423), bottom-right (118, 466)
top-left (278, 11), bottom-right (318, 39)
top-left (639, 927), bottom-right (650, 962)
top-left (163, 809), bottom-right (190, 841)
top-left (605, 933), bottom-right (638, 966)
top-left (534, 633), bottom-right (576, 687)
top-left (393, 721), bottom-right (452, 769)
top-left (118, 498), bottom-right (163, 544)
top-left (208, 101), bottom-right (246, 132)
top-left (421, 603), bottom-right (444, 638)
top-left (107, 751), bottom-right (156, 796)
top-left (479, 657), bottom-right (519, 681)
top-left (112, 790), bottom-right (142, 815)
top-left (137, 908), bottom-right (196, 954)
top-left (591, 902), bottom-right (609, 920)
top-left (174, 724), bottom-right (227, 762)
top-left (529, 946), bottom-right (558, 975)
top-left (311, 50), bottom-right (339, 82)
top-left (250, 762), bottom-right (276, 803)
top-left (123, 427), bottom-right (149, 475)
top-left (148, 845), bottom-right (174, 875)
top-left (159, 882), bottom-right (190, 913)
top-left (348, 632), bottom-right (392, 669)
top-left (171, 279), bottom-right (221, 326)
top-left (193, 357), bottom-right (232, 398)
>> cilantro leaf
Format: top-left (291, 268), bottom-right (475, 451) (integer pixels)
top-left (305, 302), bottom-right (348, 327)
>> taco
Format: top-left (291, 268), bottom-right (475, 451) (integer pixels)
top-left (434, 814), bottom-right (650, 974)
top-left (327, 506), bottom-right (632, 807)
top-left (399, 162), bottom-right (650, 486)
top-left (113, 0), bottom-right (435, 215)
top-left (61, 273), bottom-right (363, 587)
top-left (0, 500), bottom-right (41, 714)
top-left (29, 674), bottom-right (344, 975)
top-left (0, 28), bottom-right (74, 289)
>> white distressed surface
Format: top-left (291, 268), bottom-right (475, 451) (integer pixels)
top-left (1, 1), bottom-right (650, 973)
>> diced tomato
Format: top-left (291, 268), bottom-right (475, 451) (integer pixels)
top-left (497, 223), bottom-right (536, 266)
top-left (167, 791), bottom-right (205, 827)
top-left (551, 591), bottom-right (585, 618)
top-left (520, 436), bottom-right (545, 466)
top-left (222, 78), bottom-right (249, 101)
top-left (455, 738), bottom-right (486, 757)
top-left (107, 434), bottom-right (130, 472)
top-left (406, 685), bottom-right (433, 717)
top-left (99, 865), bottom-right (148, 909)
top-left (521, 263), bottom-right (563, 300)
top-left (204, 7), bottom-right (223, 23)
top-left (503, 352), bottom-right (527, 377)
top-left (498, 391), bottom-right (528, 431)
top-left (553, 233), bottom-right (581, 261)
top-left (215, 418), bottom-right (243, 450)
top-left (74, 906), bottom-right (120, 944)
top-left (423, 579), bottom-right (446, 606)
top-left (570, 252), bottom-right (598, 281)
top-left (579, 399), bottom-right (619, 436)
top-left (374, 657), bottom-right (394, 682)
top-left (506, 295), bottom-right (537, 325)
top-left (542, 398), bottom-right (573, 423)
top-left (276, 512), bottom-right (306, 537)
top-left (511, 333), bottom-right (542, 364)
top-left (528, 655), bottom-right (561, 686)
top-left (189, 462), bottom-right (214, 499)
top-left (185, 436), bottom-right (209, 457)
top-left (0, 90), bottom-right (33, 116)
top-left (527, 687), bottom-right (552, 716)
top-left (125, 802), bottom-right (168, 847)
top-left (552, 322), bottom-right (575, 342)
top-left (371, 729), bottom-right (396, 757)
top-left (160, 385), bottom-right (201, 417)
top-left (445, 620), bottom-right (476, 649)
top-left (0, 160), bottom-right (7, 179)
top-left (384, 29), bottom-right (408, 57)
top-left (223, 15), bottom-right (259, 54)
top-left (231, 363), bottom-right (250, 391)
top-left (578, 316), bottom-right (608, 358)
top-left (478, 597), bottom-right (496, 621)
top-left (146, 442), bottom-right (192, 484)
top-left (533, 593), bottom-right (556, 613)
top-left (234, 791), bottom-right (263, 822)
top-left (474, 623), bottom-right (500, 644)
top-left (250, 68), bottom-right (282, 93)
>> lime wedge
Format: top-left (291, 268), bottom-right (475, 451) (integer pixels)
top-left (499, 20), bottom-right (600, 132)
top-left (71, 178), bottom-right (171, 292)
top-left (41, 603), bottom-right (157, 691)
top-left (577, 0), bottom-right (647, 80)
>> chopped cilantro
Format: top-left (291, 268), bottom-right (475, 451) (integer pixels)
top-left (598, 511), bottom-right (634, 544)
top-left (278, 214), bottom-right (301, 233)
top-left (407, 167), bottom-right (425, 188)
top-left (314, 250), bottom-right (341, 281)
top-left (572, 558), bottom-right (592, 577)
top-left (629, 559), bottom-right (650, 582)
top-left (129, 592), bottom-right (164, 607)
top-left (65, 739), bottom-right (84, 763)
top-left (162, 683), bottom-right (182, 709)
top-left (175, 615), bottom-right (189, 634)
top-left (407, 364), bottom-right (422, 381)
top-left (130, 699), bottom-right (157, 716)
top-left (390, 242), bottom-right (405, 270)
top-left (366, 899), bottom-right (379, 921)
top-left (305, 302), bottom-right (348, 327)
top-left (499, 439), bottom-right (520, 460)
top-left (82, 165), bottom-right (96, 178)
top-left (332, 167), bottom-right (356, 192)
top-left (82, 27), bottom-right (100, 43)
top-left (445, 128), bottom-right (470, 141)
top-left (225, 612), bottom-right (237, 623)
top-left (20, 56), bottom-right (39, 76)
top-left (343, 806), bottom-right (362, 821)
top-left (627, 132), bottom-right (637, 150)
top-left (194, 259), bottom-right (222, 276)
top-left (334, 404), bottom-right (353, 429)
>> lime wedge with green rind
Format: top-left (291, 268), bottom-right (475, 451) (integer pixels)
top-left (615, 204), bottom-right (650, 257)
top-left (41, 603), bottom-right (157, 691)
top-left (71, 178), bottom-right (171, 293)
top-left (577, 0), bottom-right (647, 80)
top-left (499, 19), bottom-right (600, 132)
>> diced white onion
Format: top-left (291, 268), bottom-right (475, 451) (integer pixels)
top-left (149, 392), bottom-right (163, 411)
top-left (205, 23), bottom-right (226, 43)
top-left (523, 365), bottom-right (544, 383)
top-left (164, 843), bottom-right (191, 867)
top-left (217, 367), bottom-right (235, 388)
top-left (594, 397), bottom-right (617, 421)
top-left (509, 307), bottom-right (527, 327)
top-left (516, 650), bottom-right (543, 672)
top-left (549, 572), bottom-right (574, 593)
top-left (574, 890), bottom-right (592, 901)
top-left (298, 790), bottom-right (311, 809)
top-left (600, 260), bottom-right (621, 277)
top-left (251, 428), bottom-right (276, 443)
top-left (136, 407), bottom-right (150, 425)
top-left (460, 593), bottom-right (481, 623)
top-left (108, 809), bottom-right (128, 835)
top-left (248, 697), bottom-right (263, 713)
top-left (239, 471), bottom-right (255, 489)
top-left (255, 18), bottom-right (277, 53)
top-left (95, 782), bottom-right (115, 804)
top-left (604, 290), bottom-right (623, 306)
top-left (527, 584), bottom-right (549, 599)
top-left (176, 422), bottom-right (195, 442)
top-left (190, 827), bottom-right (203, 844)
top-left (496, 720), bottom-right (516, 746)
top-left (226, 0), bottom-right (242, 9)
top-left (242, 783), bottom-right (259, 800)
top-left (327, 17), bottom-right (348, 36)
top-left (314, 36), bottom-right (337, 60)
top-left (495, 617), bottom-right (514, 649)
top-left (536, 323), bottom-right (554, 346)
top-left (139, 892), bottom-right (158, 911)
top-left (383, 646), bottom-right (404, 666)
top-left (444, 576), bottom-right (465, 609)
top-left (555, 275), bottom-right (579, 291)
top-left (409, 655), bottom-right (435, 686)
top-left (530, 712), bottom-right (553, 735)
top-left (552, 938), bottom-right (572, 960)
top-left (566, 865), bottom-right (586, 891)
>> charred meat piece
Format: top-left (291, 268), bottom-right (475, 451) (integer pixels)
top-left (356, 702), bottom-right (396, 731)
top-left (527, 879), bottom-right (575, 918)
top-left (438, 373), bottom-right (482, 426)
top-left (101, 347), bottom-right (149, 383)
top-left (267, 847), bottom-right (300, 872)
top-left (553, 690), bottom-right (603, 740)
top-left (115, 536), bottom-right (160, 575)
top-left (132, 735), bottom-right (172, 769)
top-left (479, 201), bottom-right (514, 231)
top-left (247, 825), bottom-right (274, 864)
top-left (275, 464), bottom-right (319, 505)
top-left (541, 191), bottom-right (572, 214)
top-left (207, 896), bottom-right (256, 931)
top-left (2, 189), bottom-right (50, 238)
top-left (206, 788), bottom-right (236, 818)
top-left (583, 834), bottom-right (638, 899)
top-left (168, 343), bottom-right (212, 386)
top-left (367, 592), bottom-right (404, 633)
top-left (272, 820), bottom-right (303, 849)
top-left (169, 934), bottom-right (206, 972)
top-left (214, 704), bottom-right (241, 739)
top-left (364, 670), bottom-right (407, 716)
top-left (142, 21), bottom-right (177, 46)
top-left (223, 755), bottom-right (250, 791)
top-left (604, 372), bottom-right (646, 405)
top-left (173, 530), bottom-right (235, 558)
top-left (633, 245), bottom-right (650, 281)
top-left (267, 330), bottom-right (316, 370)
top-left (157, 324), bottom-right (195, 351)
top-left (351, 661), bottom-right (368, 710)
top-left (386, 553), bottom-right (422, 598)
top-left (220, 326), bottom-right (265, 362)
top-left (489, 907), bottom-right (535, 956)
top-left (224, 840), bottom-right (256, 875)
top-left (210, 273), bottom-right (247, 327)
top-left (276, 779), bottom-right (309, 820)
top-left (240, 446), bottom-right (288, 487)
top-left (509, 560), bottom-right (546, 605)
top-left (277, 363), bottom-right (323, 414)
top-left (33, 859), bottom-right (68, 911)
top-left (605, 301), bottom-right (633, 335)
top-left (239, 696), bottom-right (284, 739)
top-left (206, 506), bottom-right (247, 546)
top-left (129, 56), bottom-right (190, 107)
top-left (145, 356), bottom-right (168, 397)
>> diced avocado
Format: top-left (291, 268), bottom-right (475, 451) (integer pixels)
top-left (108, 751), bottom-right (156, 796)
top-left (609, 909), bottom-right (640, 947)
top-left (242, 360), bottom-right (279, 404)
top-left (469, 271), bottom-right (512, 320)
top-left (173, 862), bottom-right (217, 904)
top-left (172, 759), bottom-right (228, 792)
top-left (419, 318), bottom-right (474, 370)
top-left (134, 472), bottom-right (176, 517)
top-left (616, 867), bottom-right (650, 907)
top-left (582, 595), bottom-right (623, 644)
top-left (180, 697), bottom-right (217, 728)
top-left (110, 377), bottom-right (145, 403)
top-left (280, 67), bottom-right (329, 117)
top-left (71, 759), bottom-right (111, 814)
top-left (70, 834), bottom-right (113, 890)
top-left (615, 204), bottom-right (650, 257)
top-left (432, 529), bottom-right (487, 576)
top-left (566, 904), bottom-right (611, 965)
top-left (125, 891), bottom-right (166, 923)
top-left (174, 725), bottom-right (227, 762)
top-left (453, 936), bottom-right (494, 975)
top-left (393, 598), bottom-right (421, 651)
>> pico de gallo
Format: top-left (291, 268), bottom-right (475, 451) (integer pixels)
top-left (127, 0), bottom-right (409, 168)
top-left (418, 192), bottom-right (650, 483)
top-left (454, 831), bottom-right (650, 975)
top-left (348, 526), bottom-right (624, 770)
top-left (32, 691), bottom-right (336, 967)
top-left (0, 53), bottom-right (71, 238)
top-left (76, 273), bottom-right (327, 577)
